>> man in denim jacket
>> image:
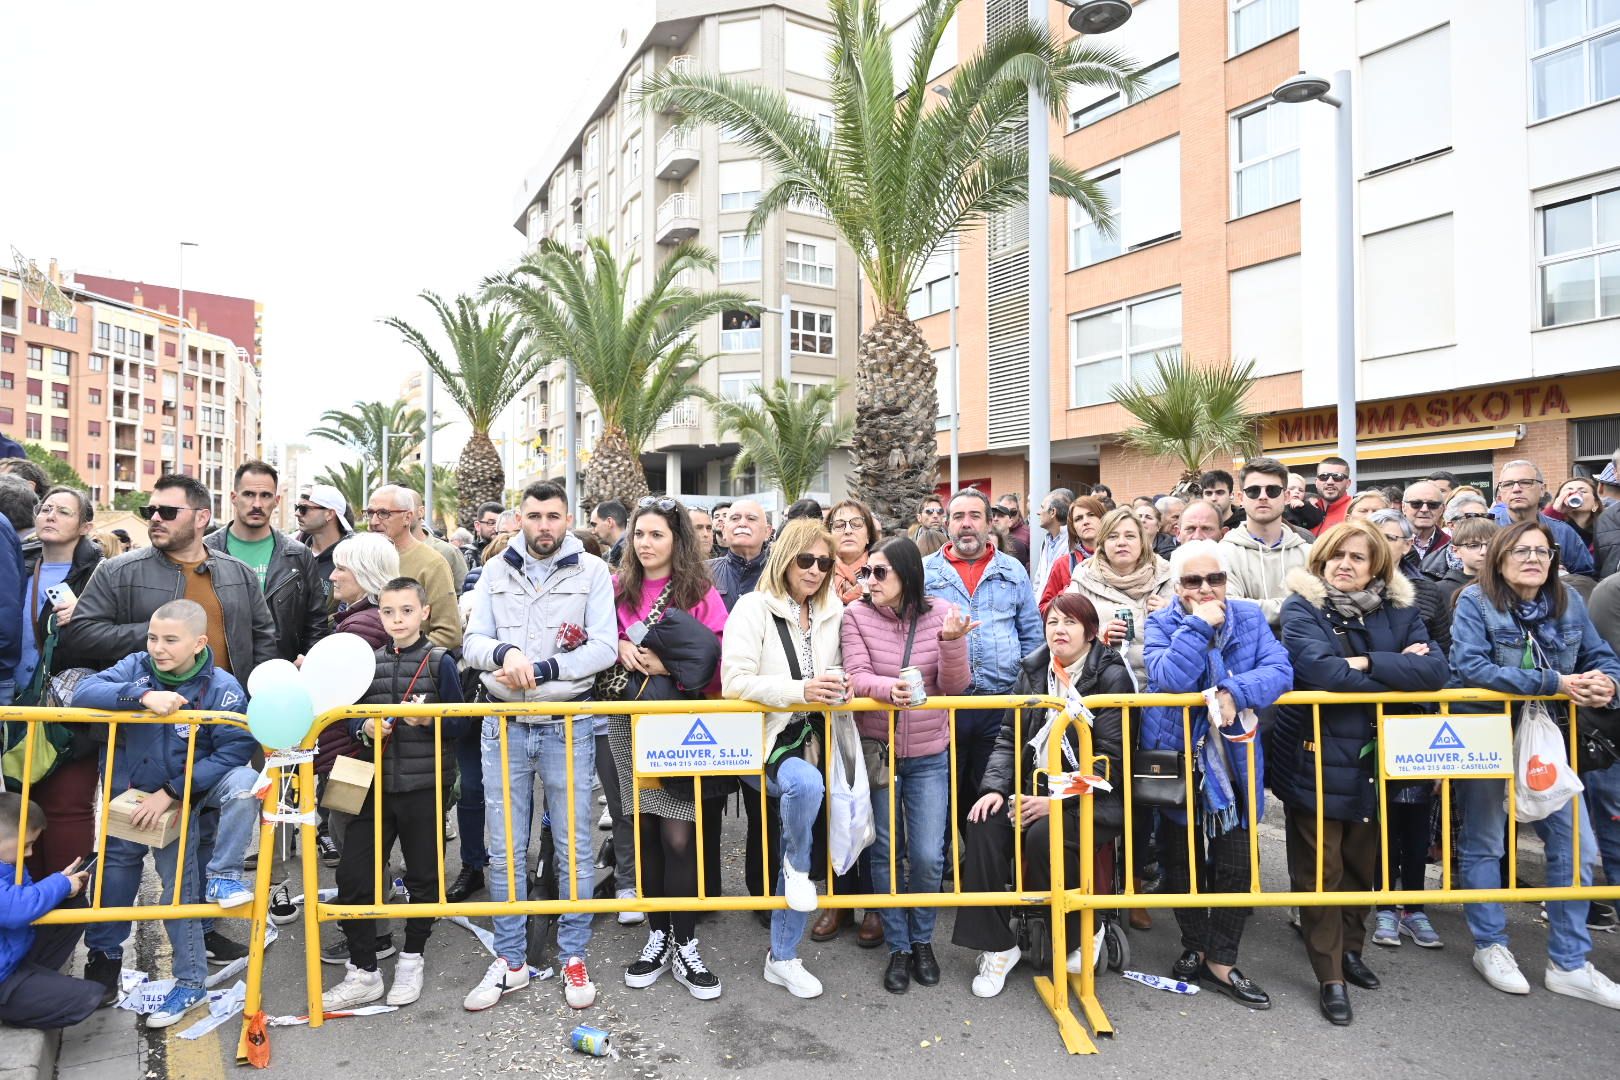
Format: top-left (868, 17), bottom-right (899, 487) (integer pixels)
top-left (923, 489), bottom-right (1043, 838)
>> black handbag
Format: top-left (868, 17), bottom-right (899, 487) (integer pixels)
top-left (1133, 748), bottom-right (1187, 808)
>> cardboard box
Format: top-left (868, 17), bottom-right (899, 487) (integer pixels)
top-left (321, 755), bottom-right (375, 815)
top-left (106, 788), bottom-right (181, 849)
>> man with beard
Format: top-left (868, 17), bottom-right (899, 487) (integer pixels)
top-left (460, 482), bottom-right (616, 1013)
top-left (989, 502), bottom-right (1030, 568)
top-left (365, 485), bottom-right (461, 649)
top-left (293, 483), bottom-right (353, 611)
top-left (205, 461), bottom-right (328, 662)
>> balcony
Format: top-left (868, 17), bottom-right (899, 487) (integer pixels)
top-left (569, 170), bottom-right (584, 206)
top-left (656, 401), bottom-right (700, 431)
top-left (655, 193), bottom-right (699, 244)
top-left (569, 223), bottom-right (586, 254)
top-left (0, 314), bottom-right (16, 330)
top-left (534, 404), bottom-right (550, 427)
top-left (659, 56), bottom-right (694, 111)
top-left (656, 127), bottom-right (699, 180)
top-left (143, 348), bottom-right (155, 361)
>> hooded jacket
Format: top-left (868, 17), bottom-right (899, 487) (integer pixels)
top-left (1220, 526), bottom-right (1313, 628)
top-left (840, 598), bottom-right (971, 758)
top-left (0, 862), bottom-right (73, 985)
top-left (721, 588), bottom-right (849, 753)
top-left (204, 527), bottom-right (330, 664)
top-left (1272, 569), bottom-right (1449, 822)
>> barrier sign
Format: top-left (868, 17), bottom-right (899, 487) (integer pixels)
top-left (1382, 714), bottom-right (1512, 779)
top-left (635, 713), bottom-right (762, 775)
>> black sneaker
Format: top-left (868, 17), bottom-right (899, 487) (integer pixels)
top-left (317, 832), bottom-right (340, 868)
top-left (671, 938), bottom-right (721, 1000)
top-left (204, 930), bottom-right (248, 964)
top-left (1589, 901), bottom-right (1618, 930)
top-left (269, 882), bottom-right (300, 926)
top-left (624, 928), bottom-right (671, 988)
top-left (85, 950), bottom-right (120, 1008)
top-left (321, 933), bottom-right (395, 965)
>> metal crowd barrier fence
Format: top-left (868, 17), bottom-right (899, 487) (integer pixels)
top-left (1048, 688), bottom-right (1620, 1056)
top-left (0, 706), bottom-right (280, 1065)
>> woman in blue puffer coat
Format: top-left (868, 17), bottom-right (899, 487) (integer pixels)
top-left (1141, 539), bottom-right (1292, 1011)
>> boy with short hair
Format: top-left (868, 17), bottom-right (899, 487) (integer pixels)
top-left (0, 794), bottom-right (103, 1027)
top-left (73, 599), bottom-right (260, 1028)
top-left (323, 577), bottom-right (464, 1010)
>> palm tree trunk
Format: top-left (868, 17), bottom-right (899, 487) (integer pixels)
top-left (849, 313), bottom-right (938, 528)
top-left (456, 432), bottom-right (505, 527)
top-left (583, 426), bottom-right (649, 513)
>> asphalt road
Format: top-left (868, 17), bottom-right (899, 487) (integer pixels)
top-left (208, 806), bottom-right (1620, 1080)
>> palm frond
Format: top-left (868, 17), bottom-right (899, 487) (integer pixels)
top-left (1111, 352), bottom-right (1261, 480)
top-left (706, 378), bottom-right (853, 503)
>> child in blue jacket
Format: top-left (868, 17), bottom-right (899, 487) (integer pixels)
top-left (0, 793), bottom-right (102, 1028)
top-left (73, 600), bottom-right (260, 1030)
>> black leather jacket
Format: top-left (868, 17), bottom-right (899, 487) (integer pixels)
top-left (205, 526), bottom-right (330, 663)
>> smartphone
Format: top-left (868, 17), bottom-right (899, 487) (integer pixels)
top-left (44, 582), bottom-right (76, 608)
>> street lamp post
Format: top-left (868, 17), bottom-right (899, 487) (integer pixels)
top-left (423, 370), bottom-right (435, 532)
top-left (932, 84), bottom-right (961, 493)
top-left (176, 241), bottom-right (198, 476)
top-left (760, 292), bottom-right (794, 386)
top-left (1272, 70), bottom-right (1356, 474)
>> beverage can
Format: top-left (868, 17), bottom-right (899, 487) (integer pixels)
top-left (824, 666), bottom-right (847, 705)
top-left (571, 1024), bottom-right (614, 1057)
top-left (1115, 607), bottom-right (1135, 644)
top-left (1569, 493), bottom-right (1585, 509)
top-left (899, 666), bottom-right (927, 707)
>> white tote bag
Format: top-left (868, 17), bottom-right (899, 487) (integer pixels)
top-left (827, 716), bottom-right (876, 876)
top-left (1510, 700), bottom-right (1584, 823)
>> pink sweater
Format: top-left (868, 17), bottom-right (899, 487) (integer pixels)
top-left (840, 599), bottom-right (971, 758)
top-left (616, 576), bottom-right (729, 695)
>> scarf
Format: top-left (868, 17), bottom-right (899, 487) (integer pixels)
top-left (1320, 577), bottom-right (1386, 621)
top-left (834, 555), bottom-right (866, 605)
top-left (150, 647), bottom-right (210, 687)
top-left (1085, 554), bottom-right (1160, 601)
top-left (1196, 620), bottom-right (1240, 837)
top-left (1512, 594), bottom-right (1563, 659)
top-left (1444, 545), bottom-right (1465, 574)
top-left (1027, 654), bottom-right (1085, 778)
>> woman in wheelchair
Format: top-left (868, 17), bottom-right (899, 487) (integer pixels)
top-left (950, 592), bottom-right (1129, 997)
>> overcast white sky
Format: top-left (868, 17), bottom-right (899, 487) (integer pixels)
top-left (0, 1), bottom-right (620, 473)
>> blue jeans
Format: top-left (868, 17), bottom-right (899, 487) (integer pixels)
top-left (481, 717), bottom-right (595, 967)
top-left (870, 750), bottom-right (949, 950)
top-left (85, 765), bottom-right (260, 988)
top-left (745, 757), bottom-right (824, 962)
top-left (1456, 776), bottom-right (1598, 971)
top-left (1583, 762), bottom-right (1620, 886)
top-left (456, 725), bottom-right (488, 870)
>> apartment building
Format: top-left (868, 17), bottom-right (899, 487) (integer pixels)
top-left (509, 0), bottom-right (864, 510)
top-left (0, 263), bottom-right (264, 515)
top-left (920, 0), bottom-right (1620, 501)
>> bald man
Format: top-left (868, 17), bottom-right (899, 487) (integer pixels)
top-left (1177, 500), bottom-right (1223, 544)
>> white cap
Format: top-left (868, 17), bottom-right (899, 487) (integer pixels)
top-left (304, 484), bottom-right (354, 533)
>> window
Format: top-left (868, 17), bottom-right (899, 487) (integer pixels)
top-left (1363, 215), bottom-right (1455, 356)
top-left (933, 347), bottom-right (955, 430)
top-left (49, 416), bottom-right (67, 442)
top-left (1232, 99), bottom-right (1299, 217)
top-left (719, 371), bottom-right (764, 405)
top-left (88, 421), bottom-right (100, 436)
top-left (584, 187), bottom-right (600, 229)
top-left (26, 378), bottom-right (41, 405)
top-left (51, 384), bottom-right (68, 409)
top-left (1072, 56), bottom-right (1179, 129)
top-left (0, 408), bottom-right (9, 425)
top-left (1070, 136), bottom-right (1180, 268)
top-left (1230, 256), bottom-right (1302, 376)
top-left (50, 348), bottom-right (70, 375)
top-left (144, 398), bottom-right (156, 414)
top-left (1530, 0), bottom-right (1620, 120)
top-left (1, 336), bottom-right (10, 354)
top-left (1069, 291), bottom-right (1182, 407)
top-left (88, 354), bottom-right (103, 371)
top-left (96, 321), bottom-right (110, 343)
top-left (143, 366), bottom-right (156, 382)
top-left (114, 326), bottom-right (126, 349)
top-left (907, 249), bottom-right (958, 318)
top-left (1539, 187), bottom-right (1620, 325)
top-left (787, 92), bottom-right (835, 141)
top-left (27, 345), bottom-right (42, 370)
top-left (789, 306), bottom-right (835, 355)
top-left (583, 127), bottom-right (600, 169)
top-left (719, 160), bottom-right (762, 212)
top-left (165, 342), bottom-right (176, 357)
top-left (622, 133), bottom-right (642, 181)
top-left (1230, 0), bottom-right (1298, 55)
top-left (719, 232), bottom-right (761, 282)
top-left (1361, 27), bottom-right (1452, 173)
top-left (785, 233), bottom-right (836, 287)
top-left (25, 413), bottom-right (40, 439)
top-left (1068, 0), bottom-right (1180, 128)
top-left (0, 371), bottom-right (9, 389)
top-left (720, 309), bottom-right (762, 351)
top-left (87, 453), bottom-right (101, 470)
top-left (785, 20), bottom-right (832, 76)
top-left (717, 18), bottom-right (761, 72)
top-left (622, 195), bottom-right (642, 248)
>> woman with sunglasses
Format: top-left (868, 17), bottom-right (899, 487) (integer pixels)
top-left (1448, 520), bottom-right (1620, 1007)
top-left (1038, 496), bottom-right (1107, 612)
top-left (606, 496), bottom-right (730, 1000)
top-left (839, 537), bottom-right (974, 992)
top-left (1140, 540), bottom-right (1292, 1010)
top-left (721, 519), bottom-right (853, 1001)
top-left (827, 499), bottom-right (879, 606)
top-left (1273, 520), bottom-right (1449, 1025)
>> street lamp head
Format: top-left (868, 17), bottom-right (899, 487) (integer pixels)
top-left (1062, 0), bottom-right (1132, 35)
top-left (1271, 72), bottom-right (1333, 105)
top-left (932, 84), bottom-right (951, 98)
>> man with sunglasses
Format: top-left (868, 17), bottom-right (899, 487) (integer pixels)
top-left (1220, 457), bottom-right (1311, 629)
top-left (63, 474), bottom-right (276, 685)
top-left (1490, 460), bottom-right (1594, 576)
top-left (1312, 456), bottom-right (1354, 537)
top-left (987, 503), bottom-right (1030, 569)
top-left (995, 493), bottom-right (1031, 551)
top-left (1401, 480), bottom-right (1451, 565)
top-left (293, 484), bottom-right (354, 610)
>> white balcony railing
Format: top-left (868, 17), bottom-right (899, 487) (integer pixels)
top-left (656, 126), bottom-right (700, 179)
top-left (655, 193), bottom-right (699, 243)
top-left (657, 401), bottom-right (700, 430)
top-left (658, 56), bottom-right (695, 111)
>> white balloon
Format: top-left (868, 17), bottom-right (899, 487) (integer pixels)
top-left (299, 633), bottom-right (379, 715)
top-left (246, 658), bottom-right (300, 699)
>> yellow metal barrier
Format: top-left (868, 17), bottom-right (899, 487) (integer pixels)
top-left (0, 707), bottom-right (281, 1065)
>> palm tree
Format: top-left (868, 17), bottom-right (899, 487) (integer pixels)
top-left (383, 292), bottom-right (542, 528)
top-left (397, 462), bottom-right (459, 533)
top-left (642, 0), bottom-right (1139, 527)
top-left (1110, 352), bottom-right (1261, 491)
top-left (708, 378), bottom-right (854, 504)
top-left (314, 461), bottom-right (369, 525)
top-left (485, 237), bottom-right (754, 509)
top-left (309, 399), bottom-right (436, 478)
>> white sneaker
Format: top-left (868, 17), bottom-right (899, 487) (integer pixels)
top-left (1064, 925), bottom-right (1106, 974)
top-left (971, 946), bottom-right (1020, 998)
top-left (781, 861), bottom-right (818, 913)
top-left (463, 958), bottom-right (531, 1011)
top-left (387, 952), bottom-right (424, 1006)
top-left (763, 952), bottom-right (823, 999)
top-left (1473, 944), bottom-right (1531, 995)
top-left (563, 956), bottom-right (597, 1009)
top-left (1544, 962), bottom-right (1620, 1009)
top-left (323, 964), bottom-right (384, 1011)
top-left (616, 887), bottom-right (645, 927)
top-left (444, 812), bottom-right (458, 842)
top-left (598, 806), bottom-right (613, 830)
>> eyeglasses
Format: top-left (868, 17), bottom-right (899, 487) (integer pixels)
top-left (920, 506), bottom-right (943, 517)
top-left (1454, 541), bottom-right (1489, 551)
top-left (365, 507), bottom-right (408, 519)
top-left (36, 504), bottom-right (78, 519)
top-left (794, 554), bottom-right (835, 572)
top-left (137, 504), bottom-right (187, 522)
top-left (1453, 511), bottom-right (1492, 521)
top-left (855, 564), bottom-right (891, 582)
top-left (1381, 534), bottom-right (1408, 545)
top-left (1508, 545), bottom-right (1556, 563)
top-left (1316, 472), bottom-right (1349, 482)
top-left (1497, 478), bottom-right (1541, 490)
top-left (1405, 500), bottom-right (1443, 510)
top-left (637, 496), bottom-right (679, 512)
top-left (829, 518), bottom-right (865, 533)
top-left (1178, 572), bottom-right (1228, 590)
top-left (1242, 484), bottom-right (1283, 499)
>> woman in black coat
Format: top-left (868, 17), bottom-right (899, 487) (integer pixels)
top-left (950, 592), bottom-right (1131, 998)
top-left (1274, 520), bottom-right (1448, 1027)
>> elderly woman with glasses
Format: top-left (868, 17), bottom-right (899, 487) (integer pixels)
top-left (1449, 520), bottom-right (1620, 1006)
top-left (1140, 539), bottom-right (1293, 1010)
top-left (827, 499), bottom-right (879, 605)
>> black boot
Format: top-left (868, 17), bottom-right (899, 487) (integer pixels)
top-left (446, 866), bottom-right (485, 903)
top-left (884, 951), bottom-right (911, 994)
top-left (85, 951), bottom-right (120, 1008)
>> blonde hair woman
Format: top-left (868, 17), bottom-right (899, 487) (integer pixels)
top-left (1064, 506), bottom-right (1172, 687)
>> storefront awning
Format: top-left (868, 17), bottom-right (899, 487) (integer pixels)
top-left (1241, 427), bottom-right (1522, 468)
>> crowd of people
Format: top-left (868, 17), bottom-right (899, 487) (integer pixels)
top-left (1, 444), bottom-right (1619, 1036)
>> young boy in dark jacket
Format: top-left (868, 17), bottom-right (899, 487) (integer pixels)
top-left (323, 577), bottom-right (464, 1011)
top-left (73, 599), bottom-right (260, 1029)
top-left (0, 793), bottom-right (102, 1027)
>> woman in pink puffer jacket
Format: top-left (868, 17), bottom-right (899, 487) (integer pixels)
top-left (841, 537), bottom-right (975, 994)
